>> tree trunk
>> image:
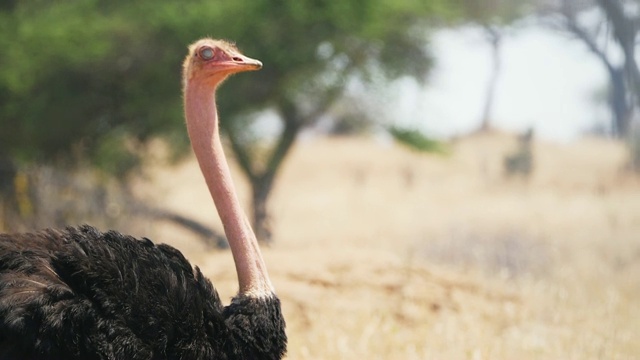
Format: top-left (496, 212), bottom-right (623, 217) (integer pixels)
top-left (623, 45), bottom-right (640, 110)
top-left (609, 66), bottom-right (631, 138)
top-left (248, 102), bottom-right (302, 244)
top-left (561, 5), bottom-right (633, 139)
top-left (479, 26), bottom-right (502, 133)
top-left (225, 101), bottom-right (302, 244)
top-left (596, 0), bottom-right (640, 112)
top-left (223, 92), bottom-right (334, 243)
top-left (251, 176), bottom-right (273, 244)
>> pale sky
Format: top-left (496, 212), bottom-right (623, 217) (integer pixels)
top-left (392, 26), bottom-right (610, 141)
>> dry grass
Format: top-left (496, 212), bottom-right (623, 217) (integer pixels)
top-left (136, 132), bottom-right (640, 359)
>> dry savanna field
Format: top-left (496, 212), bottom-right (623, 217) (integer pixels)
top-left (135, 132), bottom-right (640, 359)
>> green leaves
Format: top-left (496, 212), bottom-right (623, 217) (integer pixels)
top-left (388, 126), bottom-right (447, 154)
top-left (0, 1), bottom-right (184, 173)
top-left (454, 0), bottom-right (535, 26)
top-left (0, 0), bottom-right (450, 178)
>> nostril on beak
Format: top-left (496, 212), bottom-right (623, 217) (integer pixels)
top-left (232, 57), bottom-right (243, 62)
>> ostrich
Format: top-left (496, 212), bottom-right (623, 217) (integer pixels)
top-left (0, 39), bottom-right (286, 360)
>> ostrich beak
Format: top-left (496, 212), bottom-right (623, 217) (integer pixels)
top-left (231, 53), bottom-right (262, 72)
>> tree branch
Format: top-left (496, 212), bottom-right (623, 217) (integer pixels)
top-left (133, 205), bottom-right (228, 249)
top-left (225, 125), bottom-right (258, 182)
top-left (304, 85), bottom-right (344, 125)
top-left (261, 86), bottom-right (344, 183)
top-left (257, 100), bottom-right (300, 186)
top-left (596, 0), bottom-right (640, 103)
top-left (596, 0), bottom-right (636, 45)
top-left (564, 14), bottom-right (615, 73)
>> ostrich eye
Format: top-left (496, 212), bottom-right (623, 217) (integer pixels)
top-left (200, 48), bottom-right (214, 60)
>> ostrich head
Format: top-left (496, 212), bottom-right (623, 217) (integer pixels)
top-left (182, 38), bottom-right (262, 88)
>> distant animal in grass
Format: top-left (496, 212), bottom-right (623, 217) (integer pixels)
top-left (504, 128), bottom-right (534, 178)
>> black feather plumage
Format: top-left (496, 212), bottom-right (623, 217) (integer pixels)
top-left (0, 225), bottom-right (286, 360)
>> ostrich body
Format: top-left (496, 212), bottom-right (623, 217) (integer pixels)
top-left (0, 39), bottom-right (286, 360)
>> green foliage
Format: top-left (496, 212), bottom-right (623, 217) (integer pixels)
top-left (214, 0), bottom-right (446, 162)
top-left (0, 0), bottom-right (453, 240)
top-left (0, 0), bottom-right (450, 179)
top-left (0, 0), bottom-right (206, 175)
top-left (206, 0), bottom-right (450, 241)
top-left (388, 126), bottom-right (446, 154)
top-left (452, 0), bottom-right (535, 27)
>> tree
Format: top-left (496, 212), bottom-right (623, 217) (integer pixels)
top-left (541, 0), bottom-right (638, 138)
top-left (0, 1), bottom-right (204, 232)
top-left (0, 0), bottom-right (450, 241)
top-left (596, 0), bottom-right (640, 118)
top-left (455, 0), bottom-right (535, 132)
top-left (0, 2), bottom-right (192, 174)
top-left (211, 1), bottom-right (448, 242)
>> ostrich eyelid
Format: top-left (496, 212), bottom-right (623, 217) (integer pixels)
top-left (200, 48), bottom-right (214, 60)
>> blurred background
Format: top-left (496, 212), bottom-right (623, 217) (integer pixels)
top-left (1, 0), bottom-right (639, 358)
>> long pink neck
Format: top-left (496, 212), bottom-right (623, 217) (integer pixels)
top-left (183, 80), bottom-right (273, 297)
